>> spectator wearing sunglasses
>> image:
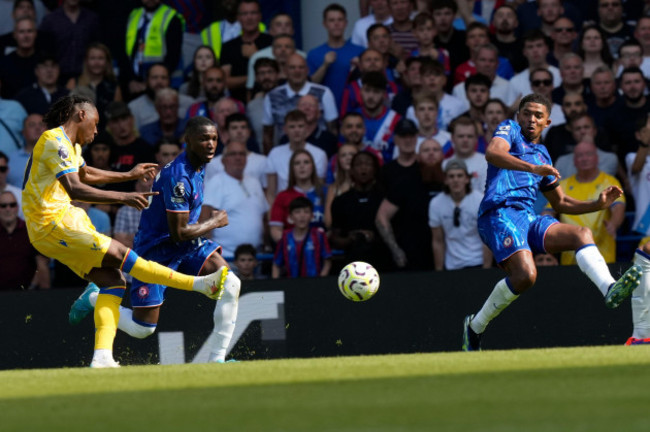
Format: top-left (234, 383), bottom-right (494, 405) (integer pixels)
top-left (429, 159), bottom-right (491, 271)
top-left (528, 68), bottom-right (566, 139)
top-left (0, 190), bottom-right (50, 291)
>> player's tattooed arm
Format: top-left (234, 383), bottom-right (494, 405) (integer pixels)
top-left (375, 198), bottom-right (407, 268)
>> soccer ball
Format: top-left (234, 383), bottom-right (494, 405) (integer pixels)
top-left (338, 261), bottom-right (380, 302)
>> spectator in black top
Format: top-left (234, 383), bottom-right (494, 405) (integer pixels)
top-left (432, 0), bottom-right (468, 73)
top-left (104, 101), bottom-right (156, 192)
top-left (0, 16), bottom-right (38, 99)
top-left (490, 4), bottom-right (525, 73)
top-left (38, 0), bottom-right (100, 85)
top-left (596, 0), bottom-right (634, 59)
top-left (220, 0), bottom-right (273, 102)
top-left (331, 151), bottom-right (391, 271)
top-left (15, 53), bottom-right (69, 115)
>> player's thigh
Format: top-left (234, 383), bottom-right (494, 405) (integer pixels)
top-left (544, 222), bottom-right (593, 254)
top-left (178, 239), bottom-right (226, 276)
top-left (32, 207), bottom-right (111, 279)
top-left (478, 207), bottom-right (532, 264)
top-left (86, 267), bottom-right (126, 288)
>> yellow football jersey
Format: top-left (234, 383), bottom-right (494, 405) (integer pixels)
top-left (22, 127), bottom-right (85, 241)
top-left (553, 172), bottom-right (625, 265)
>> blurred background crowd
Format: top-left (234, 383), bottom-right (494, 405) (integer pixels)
top-left (2, 0), bottom-right (650, 290)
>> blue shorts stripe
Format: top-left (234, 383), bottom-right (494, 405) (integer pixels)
top-left (133, 318), bottom-right (158, 328)
top-left (122, 249), bottom-right (139, 273)
top-left (636, 248), bottom-right (650, 261)
top-left (98, 287), bottom-right (126, 298)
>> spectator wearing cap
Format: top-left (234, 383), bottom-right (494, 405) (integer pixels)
top-left (14, 53), bottom-right (69, 115)
top-left (352, 71), bottom-right (402, 162)
top-left (105, 101), bottom-right (156, 192)
top-left (429, 158), bottom-right (491, 271)
top-left (375, 117), bottom-right (439, 271)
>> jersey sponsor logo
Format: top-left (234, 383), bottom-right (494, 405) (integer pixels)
top-left (58, 145), bottom-right (69, 160)
top-left (137, 285), bottom-right (150, 299)
top-left (498, 125), bottom-right (510, 131)
top-left (495, 131), bottom-right (508, 136)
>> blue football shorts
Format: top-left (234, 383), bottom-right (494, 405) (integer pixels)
top-left (131, 237), bottom-right (221, 308)
top-left (478, 206), bottom-right (558, 264)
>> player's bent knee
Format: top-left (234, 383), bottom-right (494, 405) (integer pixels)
top-left (131, 322), bottom-right (157, 339)
top-left (575, 225), bottom-right (594, 245)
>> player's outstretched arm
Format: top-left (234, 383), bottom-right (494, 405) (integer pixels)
top-left (168, 206), bottom-right (229, 243)
top-left (59, 171), bottom-right (156, 210)
top-left (545, 184), bottom-right (623, 215)
top-left (79, 163), bottom-right (158, 185)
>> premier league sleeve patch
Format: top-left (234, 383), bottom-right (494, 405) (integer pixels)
top-left (58, 144), bottom-right (70, 160)
top-left (172, 181), bottom-right (187, 204)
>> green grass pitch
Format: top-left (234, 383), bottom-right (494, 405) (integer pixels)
top-left (2, 346), bottom-right (650, 432)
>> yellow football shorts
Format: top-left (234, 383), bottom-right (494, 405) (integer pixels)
top-left (31, 206), bottom-right (112, 278)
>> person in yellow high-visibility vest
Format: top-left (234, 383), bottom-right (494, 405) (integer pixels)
top-left (199, 0), bottom-right (266, 61)
top-left (123, 0), bottom-right (185, 98)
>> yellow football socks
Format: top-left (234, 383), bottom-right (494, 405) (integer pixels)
top-left (121, 249), bottom-right (193, 291)
top-left (94, 287), bottom-right (125, 350)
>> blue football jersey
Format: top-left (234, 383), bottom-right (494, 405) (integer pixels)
top-left (134, 151), bottom-right (205, 255)
top-left (479, 119), bottom-right (558, 217)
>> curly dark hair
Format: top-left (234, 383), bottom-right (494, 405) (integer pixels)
top-left (43, 94), bottom-right (95, 129)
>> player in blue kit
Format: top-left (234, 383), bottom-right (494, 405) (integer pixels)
top-left (70, 116), bottom-right (241, 363)
top-left (462, 93), bottom-right (642, 351)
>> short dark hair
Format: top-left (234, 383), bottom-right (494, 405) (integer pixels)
top-left (449, 116), bottom-right (478, 135)
top-left (466, 22), bottom-right (488, 35)
top-left (289, 196), bottom-right (313, 213)
top-left (431, 0), bottom-right (458, 13)
top-left (420, 59), bottom-right (445, 76)
top-left (405, 56), bottom-right (423, 69)
top-left (146, 63), bottom-right (169, 79)
top-left (464, 73), bottom-right (491, 92)
top-left (523, 29), bottom-right (548, 46)
top-left (0, 151), bottom-right (8, 163)
top-left (341, 111), bottom-right (364, 123)
top-left (361, 71), bottom-right (387, 91)
top-left (254, 57), bottom-right (279, 73)
top-left (618, 38), bottom-right (643, 56)
top-left (413, 12), bottom-right (433, 28)
top-left (234, 243), bottom-right (257, 259)
top-left (13, 0), bottom-right (34, 11)
top-left (225, 112), bottom-right (251, 130)
top-left (620, 66), bottom-right (645, 81)
top-left (518, 93), bottom-right (552, 116)
top-left (185, 116), bottom-right (216, 138)
top-left (285, 109), bottom-right (307, 124)
top-left (529, 67), bottom-right (553, 82)
top-left (323, 3), bottom-right (346, 20)
top-left (154, 139), bottom-right (181, 154)
top-left (366, 23), bottom-right (389, 40)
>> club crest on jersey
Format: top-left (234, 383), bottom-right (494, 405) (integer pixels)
top-left (58, 145), bottom-right (69, 160)
top-left (503, 236), bottom-right (513, 248)
top-left (137, 285), bottom-right (150, 299)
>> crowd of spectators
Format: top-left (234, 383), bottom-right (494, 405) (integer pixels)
top-left (2, 0), bottom-right (650, 289)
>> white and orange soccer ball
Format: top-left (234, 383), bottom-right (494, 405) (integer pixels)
top-left (338, 261), bottom-right (380, 302)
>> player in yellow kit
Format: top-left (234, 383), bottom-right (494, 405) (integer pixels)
top-left (22, 95), bottom-right (228, 368)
